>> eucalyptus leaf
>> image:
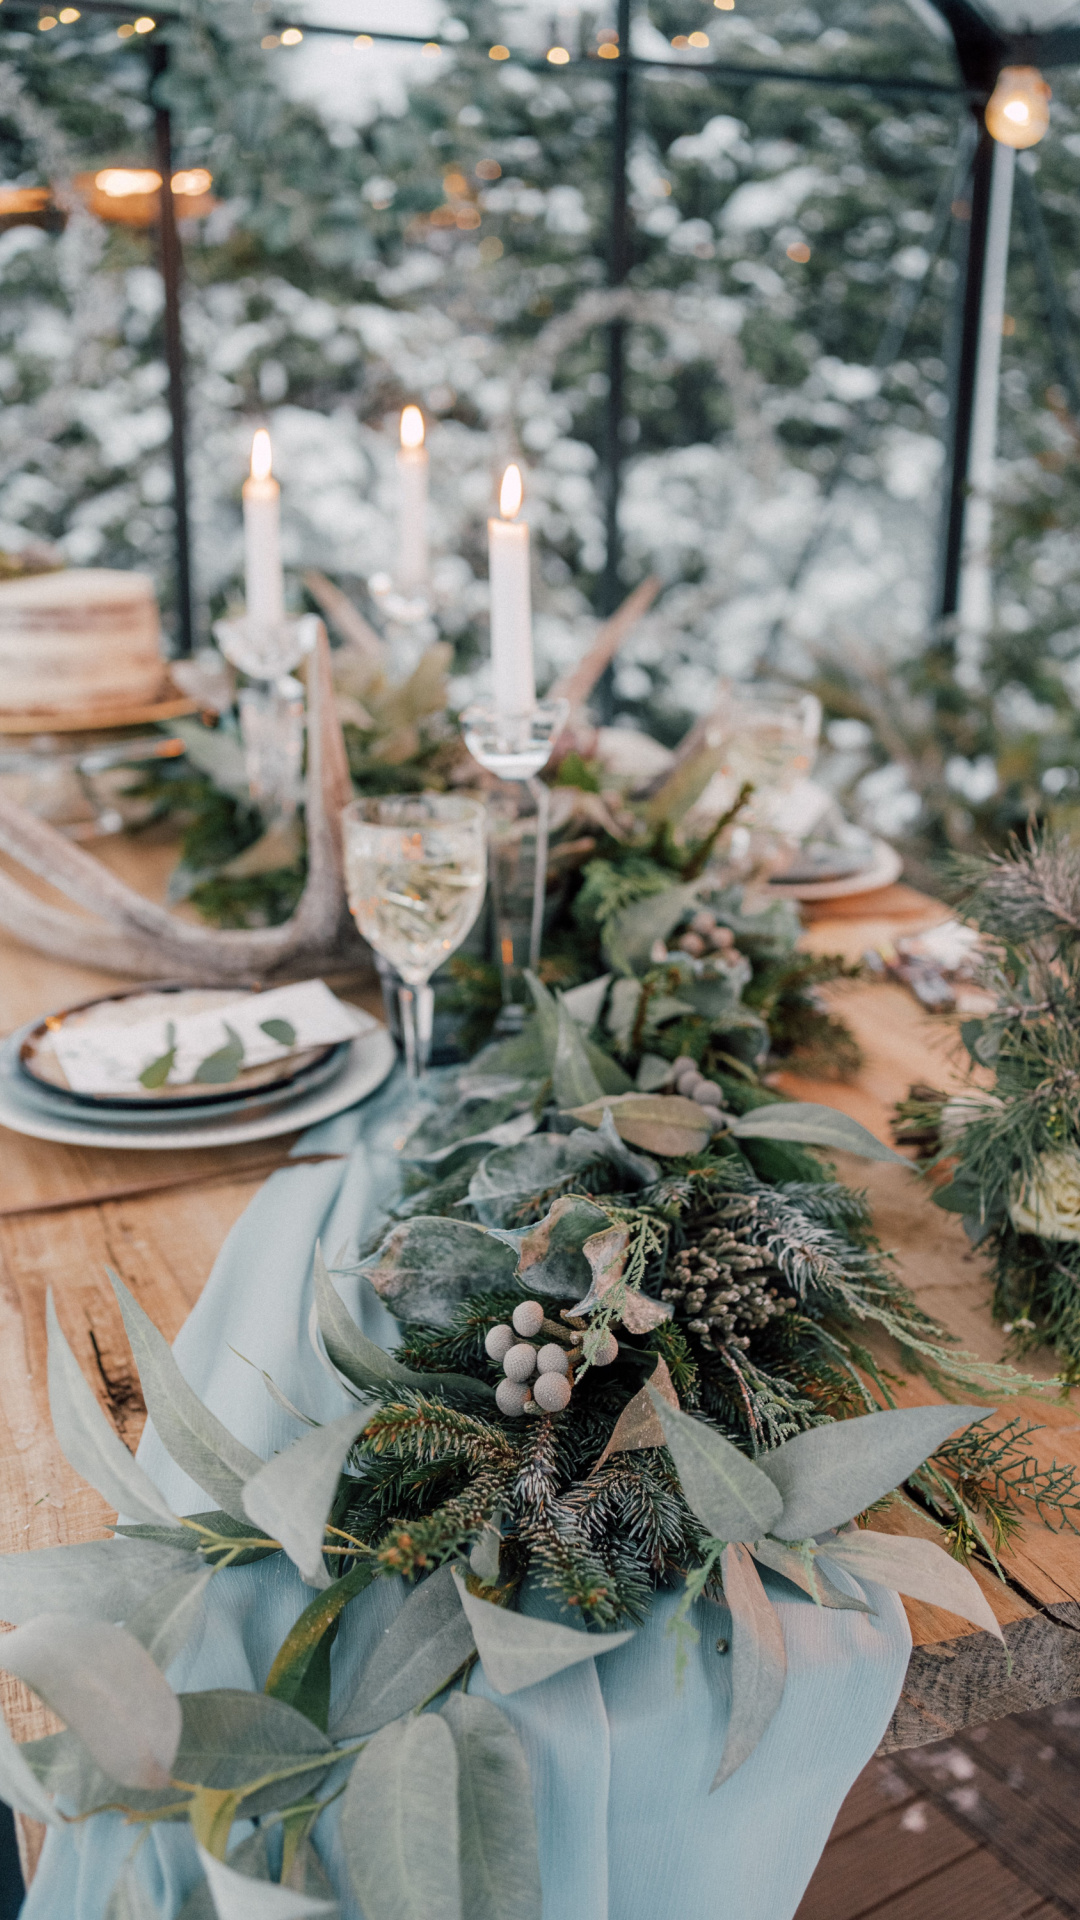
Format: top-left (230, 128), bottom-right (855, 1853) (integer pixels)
top-left (569, 1094), bottom-right (711, 1158)
top-left (523, 971), bottom-right (631, 1094)
top-left (173, 1690), bottom-right (332, 1816)
top-left (259, 1018), bottom-right (297, 1046)
top-left (313, 1247), bottom-right (493, 1402)
top-left (452, 1573), bottom-right (632, 1694)
top-left (404, 1084), bottom-right (538, 1166)
top-left (510, 1194), bottom-right (613, 1299)
top-left (602, 881), bottom-right (702, 975)
top-left (0, 1705), bottom-right (62, 1826)
top-left (606, 977), bottom-right (646, 1055)
top-left (758, 1405), bottom-right (989, 1541)
top-left (0, 1536), bottom-right (195, 1626)
top-left (360, 1219), bottom-right (518, 1328)
top-left (335, 1563), bottom-right (476, 1737)
top-left (265, 1562), bottom-right (374, 1730)
top-left (441, 1693), bottom-right (542, 1920)
top-left (552, 998), bottom-right (603, 1108)
top-left (197, 1845), bottom-right (336, 1920)
top-left (646, 1391), bottom-right (783, 1541)
top-left (340, 1713), bottom-right (462, 1920)
top-left (242, 1407), bottom-right (374, 1589)
top-left (817, 1528), bottom-right (1005, 1642)
top-left (19, 1726), bottom-right (182, 1817)
top-left (108, 1271), bottom-right (264, 1525)
top-left (467, 1131), bottom-right (602, 1227)
top-left (139, 1022), bottom-right (177, 1091)
top-left (193, 1024), bottom-right (246, 1085)
top-left (749, 1538), bottom-right (870, 1612)
top-left (46, 1292), bottom-right (176, 1528)
top-left (469, 1520), bottom-right (502, 1586)
top-left (125, 1565), bottom-right (215, 1671)
top-left (115, 1510), bottom-right (278, 1568)
top-left (175, 1836), bottom-right (271, 1920)
top-left (406, 1108), bottom-right (539, 1172)
top-left (106, 1865), bottom-right (165, 1920)
top-left (592, 1109), bottom-right (659, 1186)
top-left (711, 1543), bottom-right (787, 1790)
top-left (729, 1103), bottom-right (908, 1165)
top-left (0, 1614), bottom-right (181, 1789)
top-left (559, 973), bottom-right (611, 1030)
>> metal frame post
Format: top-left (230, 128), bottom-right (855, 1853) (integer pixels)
top-left (151, 39), bottom-right (194, 657)
top-left (937, 121), bottom-right (994, 622)
top-left (600, 0), bottom-right (632, 623)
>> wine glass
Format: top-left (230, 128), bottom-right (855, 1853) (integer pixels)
top-left (341, 794), bottom-right (487, 1080)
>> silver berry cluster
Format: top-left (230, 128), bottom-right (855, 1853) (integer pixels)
top-left (485, 1300), bottom-right (618, 1417)
top-left (669, 1054), bottom-right (726, 1111)
top-left (674, 909), bottom-right (740, 961)
top-left (660, 1227), bottom-right (792, 1353)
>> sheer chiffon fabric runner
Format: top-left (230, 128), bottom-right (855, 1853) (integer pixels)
top-left (22, 1070), bottom-right (912, 1920)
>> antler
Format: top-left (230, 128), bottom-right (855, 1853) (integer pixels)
top-left (0, 623), bottom-right (363, 984)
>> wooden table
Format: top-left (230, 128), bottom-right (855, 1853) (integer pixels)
top-left (2, 854), bottom-right (1080, 1880)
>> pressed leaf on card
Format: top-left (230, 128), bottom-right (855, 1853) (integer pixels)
top-left (758, 1405), bottom-right (989, 1541)
top-left (341, 1714), bottom-right (462, 1920)
top-left (46, 1292), bottom-right (177, 1528)
top-left (108, 1271), bottom-right (263, 1525)
top-left (711, 1544), bottom-right (787, 1791)
top-left (646, 1390), bottom-right (783, 1541)
top-left (0, 1614), bottom-right (182, 1790)
top-left (452, 1573), bottom-right (632, 1694)
top-left (242, 1407), bottom-right (374, 1590)
top-left (441, 1694), bottom-right (542, 1920)
top-left (334, 1563), bottom-right (477, 1737)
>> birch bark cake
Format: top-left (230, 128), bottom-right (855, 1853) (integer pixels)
top-left (0, 568), bottom-right (166, 716)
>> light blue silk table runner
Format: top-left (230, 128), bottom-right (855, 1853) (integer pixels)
top-left (22, 1068), bottom-right (912, 1920)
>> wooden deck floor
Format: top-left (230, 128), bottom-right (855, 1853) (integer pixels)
top-left (798, 1702), bottom-right (1080, 1920)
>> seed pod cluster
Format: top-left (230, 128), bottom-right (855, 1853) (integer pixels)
top-left (485, 1299), bottom-right (618, 1416)
top-left (660, 1226), bottom-right (793, 1353)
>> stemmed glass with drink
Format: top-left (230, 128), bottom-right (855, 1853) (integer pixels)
top-left (341, 794), bottom-right (487, 1080)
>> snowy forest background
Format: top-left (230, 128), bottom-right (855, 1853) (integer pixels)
top-left (3, 0), bottom-right (1080, 874)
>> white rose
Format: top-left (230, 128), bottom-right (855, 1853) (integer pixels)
top-left (1009, 1149), bottom-right (1080, 1242)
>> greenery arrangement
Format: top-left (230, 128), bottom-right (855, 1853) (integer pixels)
top-left (895, 829), bottom-right (1080, 1382)
top-left (5, 963), bottom-right (1078, 1914)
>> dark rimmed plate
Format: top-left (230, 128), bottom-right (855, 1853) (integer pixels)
top-left (18, 982), bottom-right (343, 1112)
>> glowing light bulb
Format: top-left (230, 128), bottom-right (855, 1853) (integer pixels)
top-left (250, 429), bottom-right (273, 483)
top-left (985, 65), bottom-right (1051, 149)
top-left (400, 405), bottom-right (425, 450)
top-left (500, 465), bottom-right (523, 519)
top-left (95, 168), bottom-right (161, 197)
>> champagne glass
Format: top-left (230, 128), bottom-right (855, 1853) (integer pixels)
top-left (341, 794), bottom-right (487, 1080)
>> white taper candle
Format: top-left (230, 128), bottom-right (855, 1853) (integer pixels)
top-left (489, 463), bottom-right (535, 721)
top-left (396, 405), bottom-right (429, 595)
top-left (242, 429), bottom-right (285, 633)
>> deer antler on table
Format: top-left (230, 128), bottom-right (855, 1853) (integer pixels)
top-left (0, 623), bottom-right (364, 984)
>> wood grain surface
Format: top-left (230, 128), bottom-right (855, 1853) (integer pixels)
top-left (1, 853), bottom-right (1080, 1880)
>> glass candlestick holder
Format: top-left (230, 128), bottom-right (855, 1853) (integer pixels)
top-left (368, 572), bottom-right (433, 629)
top-left (214, 612), bottom-right (319, 818)
top-left (461, 699), bottom-right (568, 1022)
top-left (213, 610), bottom-right (320, 682)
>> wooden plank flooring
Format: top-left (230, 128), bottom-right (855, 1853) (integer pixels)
top-left (798, 1700), bottom-right (1080, 1920)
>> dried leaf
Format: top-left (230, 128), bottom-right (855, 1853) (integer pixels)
top-left (0, 1614), bottom-right (182, 1789)
top-left (711, 1543), bottom-right (787, 1789)
top-left (334, 1564), bottom-right (476, 1737)
top-left (596, 1357), bottom-right (679, 1466)
top-left (646, 1391), bottom-right (783, 1541)
top-left (242, 1407), bottom-right (374, 1589)
top-left (730, 1103), bottom-right (907, 1165)
top-left (452, 1572), bottom-right (632, 1694)
top-left (552, 998), bottom-right (603, 1109)
top-left (109, 1271), bottom-right (263, 1525)
top-left (441, 1694), bottom-right (542, 1920)
top-left (360, 1218), bottom-right (518, 1328)
top-left (0, 1536), bottom-right (194, 1627)
top-left (46, 1292), bottom-right (177, 1528)
top-left (125, 1565), bottom-right (216, 1670)
top-left (313, 1247), bottom-right (493, 1403)
top-left (759, 1405), bottom-right (989, 1541)
top-left (569, 1094), bottom-right (711, 1158)
top-left (340, 1713), bottom-right (462, 1920)
top-left (197, 1845), bottom-right (336, 1920)
top-left (512, 1194), bottom-right (612, 1298)
top-left (818, 1529), bottom-right (1005, 1642)
top-left (564, 1221), bottom-right (629, 1316)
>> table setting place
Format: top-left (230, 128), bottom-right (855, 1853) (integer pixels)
top-left (0, 424), bottom-right (1072, 1920)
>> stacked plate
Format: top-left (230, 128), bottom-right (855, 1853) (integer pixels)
top-left (0, 984), bottom-right (396, 1150)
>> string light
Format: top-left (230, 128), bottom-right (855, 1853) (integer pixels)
top-left (354, 32), bottom-right (372, 45)
top-left (279, 26), bottom-right (302, 43)
top-left (985, 65), bottom-right (1051, 149)
top-left (488, 43), bottom-right (510, 58)
top-left (546, 44), bottom-right (570, 62)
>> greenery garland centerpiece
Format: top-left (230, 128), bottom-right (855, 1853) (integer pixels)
top-left (4, 970), bottom-right (1080, 1913)
top-left (895, 829), bottom-right (1080, 1382)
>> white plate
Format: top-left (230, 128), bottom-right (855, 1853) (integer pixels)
top-left (766, 839), bottom-right (903, 903)
top-left (0, 1026), bottom-right (396, 1150)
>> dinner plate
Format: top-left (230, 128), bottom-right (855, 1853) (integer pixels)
top-left (766, 839), bottom-right (903, 902)
top-left (19, 983), bottom-right (342, 1111)
top-left (0, 1024), bottom-right (396, 1150)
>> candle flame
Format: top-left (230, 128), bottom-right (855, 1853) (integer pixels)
top-left (250, 429), bottom-right (273, 483)
top-left (499, 464), bottom-right (523, 519)
top-left (400, 405), bottom-right (425, 450)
